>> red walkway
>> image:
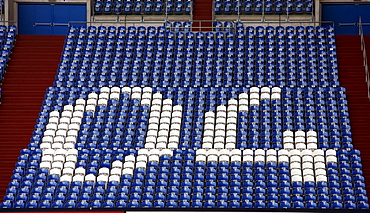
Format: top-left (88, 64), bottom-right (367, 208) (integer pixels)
top-left (336, 35), bottom-right (370, 195)
top-left (0, 35), bottom-right (65, 200)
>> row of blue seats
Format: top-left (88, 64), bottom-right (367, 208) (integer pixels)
top-left (94, 0), bottom-right (191, 15)
top-left (93, 0), bottom-right (314, 16)
top-left (215, 0), bottom-right (314, 15)
top-left (67, 24), bottom-right (332, 37)
top-left (3, 199), bottom-right (369, 209)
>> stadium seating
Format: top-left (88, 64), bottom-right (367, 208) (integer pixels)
top-left (0, 25), bottom-right (17, 85)
top-left (56, 23), bottom-right (338, 88)
top-left (0, 23), bottom-right (369, 209)
top-left (94, 0), bottom-right (192, 15)
top-left (215, 0), bottom-right (314, 15)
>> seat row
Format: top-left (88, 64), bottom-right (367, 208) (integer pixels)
top-left (94, 0), bottom-right (192, 15)
top-left (215, 0), bottom-right (314, 15)
top-left (93, 0), bottom-right (314, 16)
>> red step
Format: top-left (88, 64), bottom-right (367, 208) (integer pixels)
top-left (192, 0), bottom-right (213, 31)
top-left (0, 35), bottom-right (65, 201)
top-left (336, 35), bottom-right (370, 196)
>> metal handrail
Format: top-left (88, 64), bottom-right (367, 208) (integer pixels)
top-left (359, 16), bottom-right (370, 100)
top-left (69, 20), bottom-right (334, 33)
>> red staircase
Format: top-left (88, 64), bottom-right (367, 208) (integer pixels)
top-left (0, 35), bottom-right (65, 201)
top-left (336, 35), bottom-right (370, 195)
top-left (192, 0), bottom-right (213, 31)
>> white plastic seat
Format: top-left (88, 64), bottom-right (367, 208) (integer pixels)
top-left (62, 168), bottom-right (74, 176)
top-left (99, 168), bottom-right (110, 176)
top-left (290, 156), bottom-right (301, 163)
top-left (214, 143), bottom-right (224, 150)
top-left (173, 105), bottom-right (182, 112)
top-left (316, 175), bottom-right (327, 183)
top-left (54, 155), bottom-right (65, 163)
top-left (124, 155), bottom-right (135, 162)
top-left (88, 93), bottom-right (98, 100)
top-left (142, 93), bottom-right (152, 99)
top-left (315, 169), bottom-right (327, 176)
top-left (260, 93), bottom-right (270, 100)
top-left (307, 143), bottom-right (317, 150)
top-left (254, 155), bottom-right (265, 163)
top-left (315, 162), bottom-right (326, 169)
top-left (59, 117), bottom-right (71, 124)
top-left (84, 174), bottom-right (96, 182)
top-left (243, 149), bottom-right (253, 156)
top-left (44, 130), bottom-right (56, 137)
top-left (43, 149), bottom-right (55, 156)
top-left (61, 111), bottom-right (73, 118)
top-left (112, 160), bottom-right (123, 168)
top-left (217, 105), bottom-right (227, 112)
top-left (97, 175), bottom-right (108, 183)
top-left (307, 130), bottom-right (317, 138)
top-left (266, 156), bottom-right (277, 163)
top-left (202, 142), bottom-right (213, 150)
top-left (238, 93), bottom-right (248, 99)
top-left (296, 143), bottom-right (306, 150)
top-left (303, 169), bottom-right (314, 176)
top-left (72, 174), bottom-right (85, 182)
top-left (250, 87), bottom-right (259, 93)
top-left (283, 131), bottom-right (294, 138)
top-left (266, 149), bottom-right (276, 156)
top-left (51, 143), bottom-right (63, 150)
top-left (278, 155), bottom-right (289, 163)
top-left (72, 111), bottom-right (84, 118)
top-left (272, 87), bottom-right (281, 94)
top-left (75, 167), bottom-right (86, 175)
top-left (313, 149), bottom-right (324, 157)
top-left (56, 130), bottom-right (67, 137)
top-left (75, 99), bottom-right (86, 106)
top-left (271, 93), bottom-right (280, 100)
top-left (109, 175), bottom-right (120, 182)
top-left (249, 93), bottom-right (260, 100)
top-left (303, 175), bottom-right (315, 183)
top-left (302, 162), bottom-right (313, 170)
top-left (58, 123), bottom-right (68, 130)
top-left (121, 87), bottom-right (131, 94)
top-left (40, 162), bottom-right (51, 169)
top-left (42, 136), bottom-right (53, 144)
top-left (292, 175), bottom-right (303, 182)
top-left (255, 149), bottom-right (265, 156)
top-left (85, 105), bottom-right (95, 112)
top-left (46, 123), bottom-right (58, 131)
top-left (100, 87), bottom-right (110, 94)
top-left (49, 111), bottom-right (60, 118)
top-left (284, 143), bottom-right (294, 150)
top-left (107, 91), bottom-right (119, 99)
top-left (325, 149), bottom-right (336, 157)
top-left (64, 162), bottom-right (77, 169)
top-left (40, 143), bottom-right (51, 150)
top-left (326, 156), bottom-right (337, 163)
top-left (70, 117), bottom-right (82, 124)
top-left (98, 99), bottom-right (108, 106)
top-left (291, 168), bottom-right (302, 176)
top-left (111, 168), bottom-right (122, 176)
top-left (50, 168), bottom-right (62, 176)
top-left (143, 87), bottom-right (152, 93)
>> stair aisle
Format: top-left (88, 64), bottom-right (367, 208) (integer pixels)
top-left (336, 35), bottom-right (370, 195)
top-left (192, 0), bottom-right (213, 31)
top-left (0, 35), bottom-right (65, 200)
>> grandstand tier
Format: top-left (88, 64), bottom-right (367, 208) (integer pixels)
top-left (0, 23), bottom-right (369, 210)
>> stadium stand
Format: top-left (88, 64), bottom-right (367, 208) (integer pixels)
top-left (0, 25), bottom-right (16, 84)
top-left (214, 0), bottom-right (314, 15)
top-left (0, 23), bottom-right (369, 209)
top-left (94, 0), bottom-right (193, 15)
